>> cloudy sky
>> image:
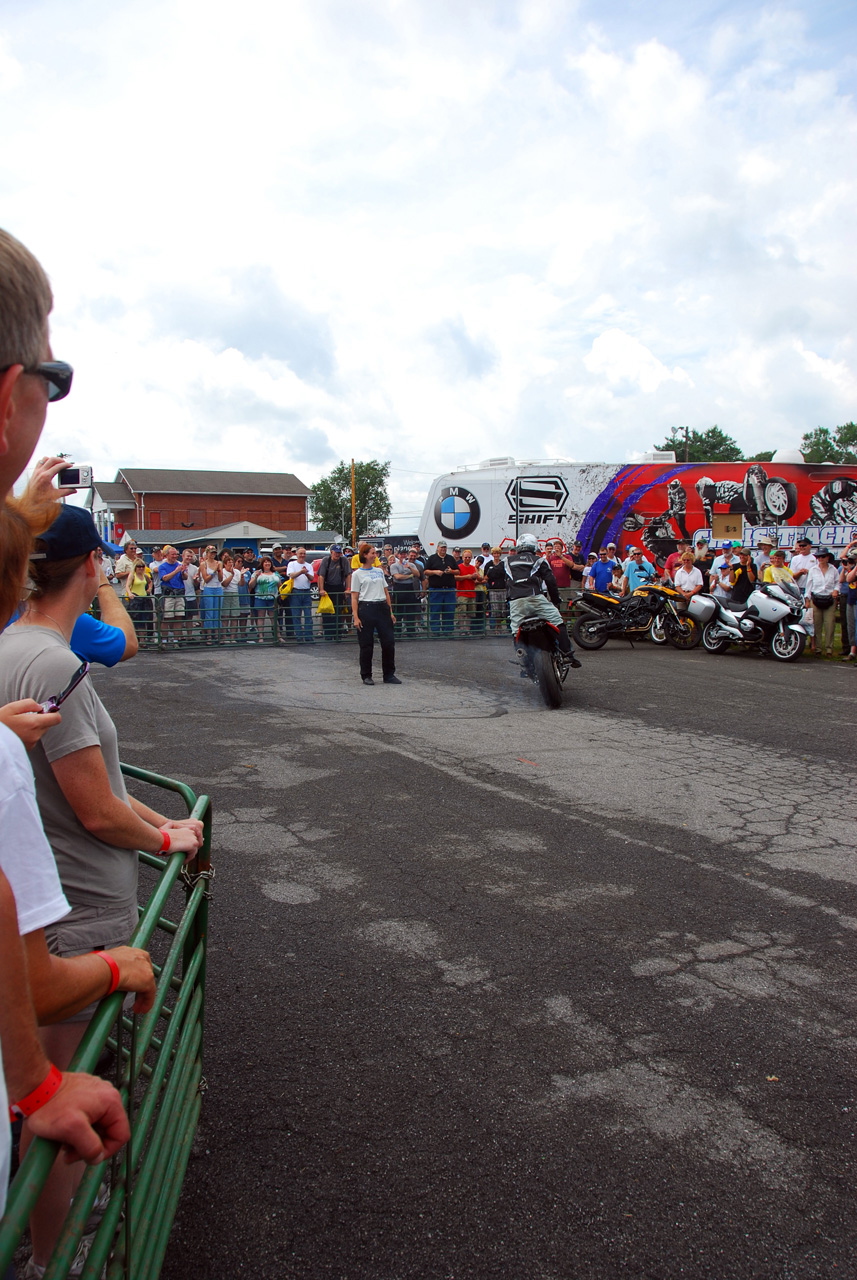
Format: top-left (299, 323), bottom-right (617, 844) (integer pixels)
top-left (3, 0), bottom-right (855, 529)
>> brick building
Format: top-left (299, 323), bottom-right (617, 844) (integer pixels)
top-left (87, 468), bottom-right (310, 537)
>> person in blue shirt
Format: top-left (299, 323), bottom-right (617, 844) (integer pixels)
top-left (6, 550), bottom-right (137, 667)
top-left (586, 548), bottom-right (616, 593)
top-left (623, 548), bottom-right (658, 593)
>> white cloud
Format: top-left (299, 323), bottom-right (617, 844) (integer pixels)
top-left (3, 0), bottom-right (855, 528)
top-left (584, 329), bottom-right (694, 393)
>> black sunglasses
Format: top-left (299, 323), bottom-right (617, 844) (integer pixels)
top-left (1, 360), bottom-right (74, 402)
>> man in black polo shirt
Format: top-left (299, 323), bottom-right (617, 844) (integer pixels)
top-left (424, 540), bottom-right (458, 635)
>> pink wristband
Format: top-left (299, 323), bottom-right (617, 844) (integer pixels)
top-left (10, 1063), bottom-right (63, 1120)
top-left (92, 949), bottom-right (121, 995)
top-left (158, 828), bottom-right (171, 855)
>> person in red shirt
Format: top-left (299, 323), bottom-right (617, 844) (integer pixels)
top-left (455, 549), bottom-right (479, 633)
top-left (547, 540), bottom-right (576, 609)
top-left (663, 538), bottom-right (690, 584)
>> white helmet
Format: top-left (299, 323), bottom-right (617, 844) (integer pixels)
top-left (515, 533), bottom-right (539, 554)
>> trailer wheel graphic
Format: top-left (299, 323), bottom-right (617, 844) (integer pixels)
top-left (763, 479), bottom-right (798, 520)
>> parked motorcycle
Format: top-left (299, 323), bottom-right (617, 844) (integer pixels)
top-left (688, 581), bottom-right (807, 662)
top-left (571, 583), bottom-right (701, 651)
top-left (514, 617), bottom-right (573, 709)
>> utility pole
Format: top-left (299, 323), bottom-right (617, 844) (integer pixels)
top-left (351, 458), bottom-right (356, 549)
top-left (683, 426), bottom-right (690, 462)
top-left (515, 476), bottom-right (520, 543)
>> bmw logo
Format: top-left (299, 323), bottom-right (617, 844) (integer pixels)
top-left (434, 485), bottom-right (481, 540)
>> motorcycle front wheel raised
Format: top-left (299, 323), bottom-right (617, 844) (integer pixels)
top-left (664, 614), bottom-right (702, 650)
top-left (770, 628), bottom-right (806, 662)
top-left (571, 616), bottom-right (609, 649)
top-left (702, 621), bottom-right (731, 653)
top-left (534, 648), bottom-right (563, 708)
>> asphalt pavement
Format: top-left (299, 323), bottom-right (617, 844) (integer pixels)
top-left (92, 633), bottom-right (857, 1280)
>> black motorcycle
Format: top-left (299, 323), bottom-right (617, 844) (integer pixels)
top-left (571, 583), bottom-right (701, 651)
top-left (514, 617), bottom-right (572, 709)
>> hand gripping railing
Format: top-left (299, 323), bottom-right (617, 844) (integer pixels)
top-left (0, 765), bottom-right (213, 1280)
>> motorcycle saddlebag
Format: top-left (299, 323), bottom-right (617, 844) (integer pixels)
top-left (687, 594), bottom-right (717, 624)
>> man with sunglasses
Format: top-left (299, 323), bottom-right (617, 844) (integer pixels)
top-left (0, 227), bottom-right (134, 1220)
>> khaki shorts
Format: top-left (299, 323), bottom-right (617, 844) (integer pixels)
top-left (163, 594), bottom-right (185, 617)
top-left (45, 902), bottom-right (139, 1024)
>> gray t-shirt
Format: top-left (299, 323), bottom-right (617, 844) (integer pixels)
top-left (0, 625), bottom-right (137, 925)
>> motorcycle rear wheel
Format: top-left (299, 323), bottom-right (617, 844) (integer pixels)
top-left (770, 628), bottom-right (805, 662)
top-left (664, 615), bottom-right (702, 650)
top-left (702, 621), bottom-right (731, 654)
top-left (534, 648), bottom-right (563, 708)
top-left (571, 616), bottom-right (609, 650)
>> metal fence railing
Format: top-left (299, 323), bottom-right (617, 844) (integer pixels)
top-left (101, 591), bottom-right (573, 650)
top-left (0, 766), bottom-right (212, 1280)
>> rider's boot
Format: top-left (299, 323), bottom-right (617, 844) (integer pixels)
top-left (557, 623), bottom-right (582, 669)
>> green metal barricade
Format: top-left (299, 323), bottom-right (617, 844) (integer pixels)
top-left (0, 765), bottom-right (213, 1280)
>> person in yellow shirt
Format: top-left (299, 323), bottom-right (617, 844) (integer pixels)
top-left (762, 548), bottom-right (796, 588)
top-left (351, 546), bottom-right (381, 569)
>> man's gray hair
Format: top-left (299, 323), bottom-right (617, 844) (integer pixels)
top-left (0, 229), bottom-right (53, 368)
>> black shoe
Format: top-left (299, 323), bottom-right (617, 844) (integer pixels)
top-left (567, 654), bottom-right (582, 669)
top-left (383, 675), bottom-right (402, 684)
top-left (362, 676), bottom-right (374, 685)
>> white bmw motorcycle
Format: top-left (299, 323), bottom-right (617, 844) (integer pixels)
top-left (688, 581), bottom-right (807, 662)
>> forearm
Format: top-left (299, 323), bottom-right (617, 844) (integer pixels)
top-left (72, 791), bottom-right (165, 853)
top-left (95, 583), bottom-right (137, 657)
top-left (0, 874), bottom-right (51, 1098)
top-left (26, 944), bottom-right (116, 1025)
top-left (128, 793), bottom-right (169, 828)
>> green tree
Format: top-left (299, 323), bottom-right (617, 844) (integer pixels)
top-left (800, 423), bottom-right (857, 464)
top-left (800, 426), bottom-right (838, 462)
top-left (309, 459), bottom-right (392, 539)
top-left (747, 450), bottom-right (775, 462)
top-left (654, 425), bottom-right (743, 463)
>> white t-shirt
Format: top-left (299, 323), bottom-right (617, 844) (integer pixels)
top-left (674, 566), bottom-right (703, 593)
top-left (0, 723), bottom-right (70, 1219)
top-left (287, 560), bottom-right (314, 590)
top-left (789, 551), bottom-right (817, 583)
top-left (351, 567), bottom-right (389, 603)
top-left (0, 723), bottom-right (69, 935)
top-left (181, 563), bottom-right (199, 599)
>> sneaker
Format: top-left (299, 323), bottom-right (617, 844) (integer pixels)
top-left (362, 676), bottom-right (374, 685)
top-left (22, 1260), bottom-right (46, 1279)
top-left (383, 675), bottom-right (402, 684)
top-left (566, 654), bottom-right (582, 669)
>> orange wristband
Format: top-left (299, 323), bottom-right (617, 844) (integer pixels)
top-left (92, 949), bottom-right (121, 994)
top-left (10, 1063), bottom-right (63, 1120)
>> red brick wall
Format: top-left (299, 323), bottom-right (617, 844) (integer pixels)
top-left (134, 491), bottom-right (307, 531)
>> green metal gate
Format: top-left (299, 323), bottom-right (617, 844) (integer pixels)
top-left (0, 765), bottom-right (213, 1280)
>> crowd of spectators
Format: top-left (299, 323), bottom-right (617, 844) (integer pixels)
top-left (99, 529), bottom-right (857, 658)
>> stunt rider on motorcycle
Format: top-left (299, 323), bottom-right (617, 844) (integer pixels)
top-left (505, 534), bottom-right (581, 668)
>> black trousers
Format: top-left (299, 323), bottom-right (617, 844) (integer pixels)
top-left (358, 601), bottom-right (396, 679)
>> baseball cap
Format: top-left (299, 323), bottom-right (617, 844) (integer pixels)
top-left (272, 543), bottom-right (283, 550)
top-left (796, 536), bottom-right (811, 545)
top-left (757, 535), bottom-right (774, 546)
top-left (32, 505), bottom-right (124, 562)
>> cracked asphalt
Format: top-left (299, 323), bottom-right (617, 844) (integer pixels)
top-left (93, 635), bottom-right (857, 1279)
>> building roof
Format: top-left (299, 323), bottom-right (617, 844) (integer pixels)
top-left (87, 482), bottom-right (136, 507)
top-left (122, 526), bottom-right (336, 548)
top-left (115, 468), bottom-right (311, 497)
